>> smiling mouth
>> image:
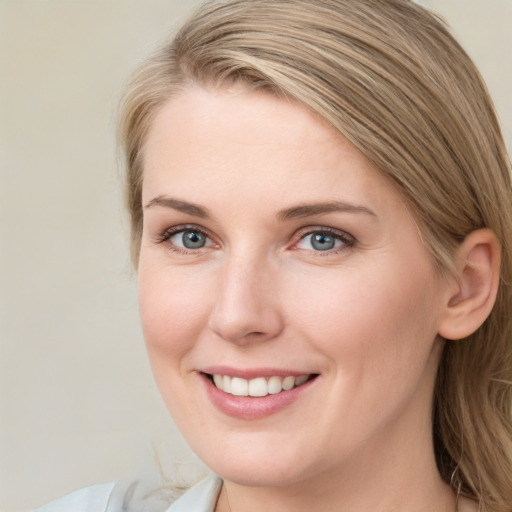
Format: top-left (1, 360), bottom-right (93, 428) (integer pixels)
top-left (205, 373), bottom-right (317, 397)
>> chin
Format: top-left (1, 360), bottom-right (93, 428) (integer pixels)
top-left (187, 429), bottom-right (325, 488)
top-left (207, 457), bottom-right (310, 488)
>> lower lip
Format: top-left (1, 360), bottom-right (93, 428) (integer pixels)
top-left (201, 374), bottom-right (317, 420)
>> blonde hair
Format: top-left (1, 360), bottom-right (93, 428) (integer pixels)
top-left (119, 1), bottom-right (512, 510)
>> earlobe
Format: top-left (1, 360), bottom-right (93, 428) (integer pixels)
top-left (438, 229), bottom-right (501, 341)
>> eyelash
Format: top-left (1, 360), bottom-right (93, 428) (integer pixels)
top-left (154, 225), bottom-right (355, 255)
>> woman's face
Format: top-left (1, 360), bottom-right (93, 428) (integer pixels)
top-left (138, 85), bottom-right (450, 488)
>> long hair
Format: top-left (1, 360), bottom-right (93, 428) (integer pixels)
top-left (119, 1), bottom-right (512, 510)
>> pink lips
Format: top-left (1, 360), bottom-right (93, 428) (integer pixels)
top-left (200, 369), bottom-right (317, 420)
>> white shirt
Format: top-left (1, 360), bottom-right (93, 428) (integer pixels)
top-left (33, 474), bottom-right (223, 512)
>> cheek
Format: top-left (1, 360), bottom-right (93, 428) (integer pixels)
top-left (286, 263), bottom-right (443, 444)
top-left (285, 260), bottom-right (442, 376)
top-left (137, 261), bottom-right (219, 429)
top-left (138, 261), bottom-right (213, 364)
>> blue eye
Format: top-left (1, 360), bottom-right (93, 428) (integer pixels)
top-left (310, 233), bottom-right (336, 251)
top-left (168, 229), bottom-right (210, 249)
top-left (187, 231), bottom-right (206, 248)
top-left (296, 230), bottom-right (350, 252)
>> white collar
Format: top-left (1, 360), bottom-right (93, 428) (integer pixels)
top-left (166, 474), bottom-right (223, 512)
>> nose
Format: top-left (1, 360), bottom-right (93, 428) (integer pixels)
top-left (208, 254), bottom-right (284, 345)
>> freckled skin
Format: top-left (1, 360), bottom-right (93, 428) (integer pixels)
top-left (138, 86), bottom-right (457, 512)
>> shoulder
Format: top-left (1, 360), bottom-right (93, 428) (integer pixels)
top-left (32, 479), bottom-right (170, 512)
top-left (32, 474), bottom-right (223, 512)
top-left (32, 482), bottom-right (116, 512)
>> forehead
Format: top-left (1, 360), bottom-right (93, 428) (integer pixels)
top-left (140, 85), bottom-right (414, 229)
top-left (145, 85), bottom-right (343, 162)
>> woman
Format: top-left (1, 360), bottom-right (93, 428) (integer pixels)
top-left (36, 0), bottom-right (512, 511)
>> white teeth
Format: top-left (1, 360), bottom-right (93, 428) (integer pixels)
top-left (282, 376), bottom-right (295, 391)
top-left (231, 377), bottom-right (249, 396)
top-left (248, 377), bottom-right (268, 397)
top-left (213, 374), bottom-right (224, 388)
top-left (267, 376), bottom-right (282, 394)
top-left (211, 374), bottom-right (311, 396)
top-left (223, 375), bottom-right (232, 393)
top-left (295, 375), bottom-right (309, 386)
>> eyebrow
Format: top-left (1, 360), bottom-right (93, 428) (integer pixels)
top-left (144, 196), bottom-right (210, 218)
top-left (276, 201), bottom-right (377, 221)
top-left (144, 196), bottom-right (377, 221)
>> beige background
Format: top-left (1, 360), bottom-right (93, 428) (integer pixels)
top-left (0, 1), bottom-right (510, 511)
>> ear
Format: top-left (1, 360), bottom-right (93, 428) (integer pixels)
top-left (438, 229), bottom-right (501, 341)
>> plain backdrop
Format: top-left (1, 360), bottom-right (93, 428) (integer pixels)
top-left (0, 1), bottom-right (510, 511)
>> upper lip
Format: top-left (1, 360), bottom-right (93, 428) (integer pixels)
top-left (200, 366), bottom-right (317, 379)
